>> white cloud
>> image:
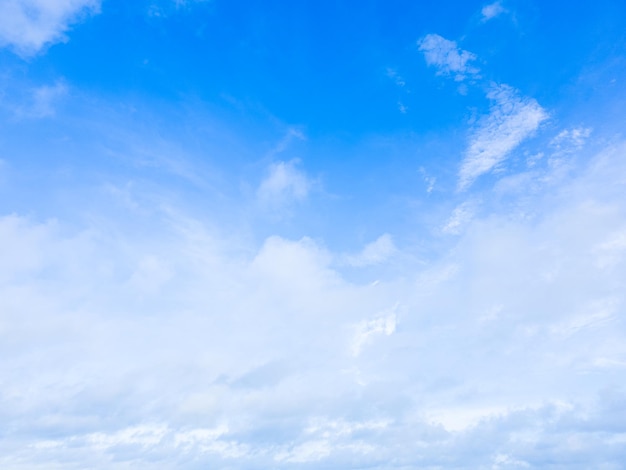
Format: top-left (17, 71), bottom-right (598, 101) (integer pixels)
top-left (442, 201), bottom-right (477, 234)
top-left (274, 440), bottom-right (331, 463)
top-left (481, 1), bottom-right (506, 22)
top-left (304, 417), bottom-right (389, 437)
top-left (458, 84), bottom-right (548, 190)
top-left (594, 227), bottom-right (626, 269)
top-left (386, 67), bottom-right (406, 87)
top-left (418, 34), bottom-right (548, 191)
top-left (418, 34), bottom-right (479, 81)
top-left (420, 167), bottom-right (437, 193)
top-left (173, 0), bottom-right (210, 6)
top-left (147, 1), bottom-right (212, 19)
top-left (351, 306), bottom-right (397, 357)
top-left (343, 233), bottom-right (396, 267)
top-left (1, 139), bottom-right (626, 468)
top-left (0, 0), bottom-right (101, 56)
top-left (550, 297), bottom-right (619, 338)
top-left (426, 405), bottom-right (508, 432)
top-left (550, 127), bottom-right (592, 152)
top-left (386, 68), bottom-right (410, 113)
top-left (126, 255), bottom-right (172, 295)
top-left (257, 159), bottom-right (311, 207)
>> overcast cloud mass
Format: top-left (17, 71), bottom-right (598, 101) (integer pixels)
top-left (1, 0), bottom-right (626, 468)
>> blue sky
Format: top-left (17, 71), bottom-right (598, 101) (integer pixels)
top-left (1, 0), bottom-right (626, 468)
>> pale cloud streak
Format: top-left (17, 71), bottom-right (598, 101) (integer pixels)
top-left (442, 201), bottom-right (477, 234)
top-left (458, 84), bottom-right (548, 190)
top-left (0, 0), bottom-right (101, 56)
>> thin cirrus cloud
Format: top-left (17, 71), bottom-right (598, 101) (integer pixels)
top-left (418, 34), bottom-right (549, 190)
top-left (458, 84), bottom-right (548, 190)
top-left (0, 0), bottom-right (101, 56)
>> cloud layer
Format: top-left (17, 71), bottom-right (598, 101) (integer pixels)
top-left (1, 139), bottom-right (625, 468)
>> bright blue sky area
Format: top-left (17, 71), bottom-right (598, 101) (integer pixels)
top-left (1, 1), bottom-right (626, 468)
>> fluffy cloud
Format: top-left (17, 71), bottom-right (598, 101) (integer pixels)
top-left (0, 0), bottom-right (100, 56)
top-left (458, 84), bottom-right (548, 190)
top-left (418, 34), bottom-right (479, 81)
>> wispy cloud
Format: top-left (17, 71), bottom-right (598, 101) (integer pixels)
top-left (257, 159), bottom-right (311, 207)
top-left (13, 81), bottom-right (67, 118)
top-left (0, 0), bottom-right (100, 56)
top-left (342, 234), bottom-right (396, 267)
top-left (148, 0), bottom-right (212, 18)
top-left (459, 84), bottom-right (548, 190)
top-left (550, 126), bottom-right (592, 152)
top-left (420, 167), bottom-right (436, 193)
top-left (351, 306), bottom-right (398, 357)
top-left (386, 67), bottom-right (406, 87)
top-left (418, 34), bottom-right (479, 81)
top-left (481, 1), bottom-right (506, 22)
top-left (442, 201), bottom-right (477, 234)
top-left (268, 127), bottom-right (306, 158)
top-left (386, 68), bottom-right (410, 113)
